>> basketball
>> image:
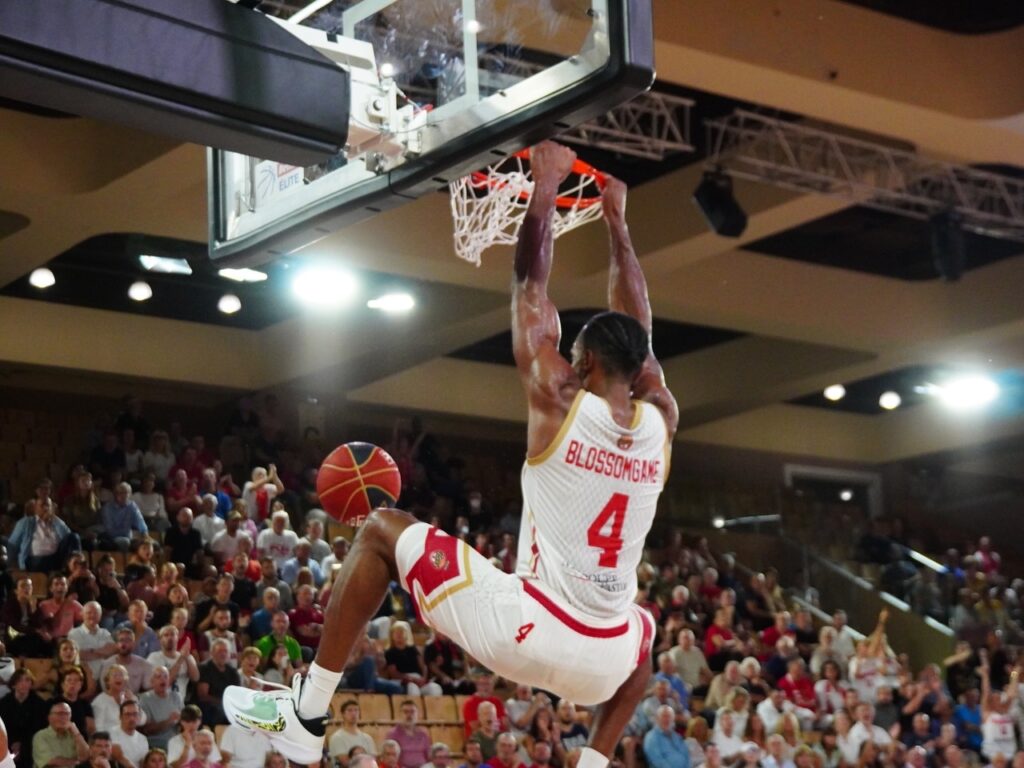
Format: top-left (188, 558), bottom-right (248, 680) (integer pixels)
top-left (316, 442), bottom-right (402, 526)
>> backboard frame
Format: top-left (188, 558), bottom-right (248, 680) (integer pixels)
top-left (208, 0), bottom-right (653, 267)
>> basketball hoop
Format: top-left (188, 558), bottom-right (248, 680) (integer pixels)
top-left (450, 149), bottom-right (608, 266)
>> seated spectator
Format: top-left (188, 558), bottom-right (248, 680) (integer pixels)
top-left (199, 608), bottom-right (238, 667)
top-left (320, 537), bottom-right (349, 574)
top-left (0, 669), bottom-right (48, 768)
top-left (100, 485), bottom-right (148, 552)
top-left (715, 710), bottom-right (745, 763)
top-left (256, 512), bottom-right (297, 573)
top-left (236, 647), bottom-right (262, 690)
top-left (462, 671), bottom-right (507, 738)
top-left (299, 520), bottom-right (331, 564)
top-left (254, 612), bottom-right (302, 668)
top-left (485, 733), bottom-right (523, 768)
top-left (147, 625), bottom-right (198, 698)
top-left (208, 514), bottom-right (251, 568)
top-left (468, 702), bottom-right (501, 761)
top-left (143, 432), bottom-right (174, 486)
top-left (765, 637), bottom-right (801, 686)
top-left (670, 629), bottom-right (712, 695)
top-left (386, 700), bottom-right (431, 768)
top-left (654, 652), bottom-right (690, 711)
top-left (196, 468), bottom-right (232, 520)
top-left (280, 542), bottom-right (323, 588)
top-left (47, 638), bottom-right (98, 699)
top-left (192, 497), bottom-right (224, 547)
top-left (150, 584), bottom-right (189, 632)
top-left (554, 700), bottom-right (588, 762)
top-left (644, 704), bottom-right (689, 768)
top-left (63, 472), bottom-right (102, 541)
top-left (777, 659), bottom-right (817, 719)
top-left (254, 558), bottom-right (293, 613)
top-left (288, 585), bottom-right (324, 660)
top-left (34, 701), bottom-right (89, 768)
top-left (424, 632), bottom-right (475, 695)
top-left (169, 609), bottom-right (198, 659)
top-left (705, 661), bottom-right (745, 711)
top-left (384, 621), bottom-right (440, 696)
top-left (327, 700), bottom-right (376, 767)
top-left (217, 725), bottom-right (268, 768)
top-left (139, 667), bottom-right (183, 752)
top-left (79, 730), bottom-right (129, 768)
top-left (810, 628), bottom-right (846, 677)
top-left (127, 568), bottom-right (158, 605)
top-left (378, 741), bottom-right (401, 768)
top-left (195, 639), bottom-right (240, 725)
top-left (53, 665), bottom-right (95, 735)
top-left (195, 576), bottom-right (239, 634)
top-left (166, 708), bottom-right (222, 768)
top-left (93, 665), bottom-right (147, 734)
top-left (338, 633), bottom-right (401, 695)
top-left (111, 700), bottom-right (149, 768)
top-left (814, 660), bottom-right (848, 727)
top-left (132, 475), bottom-right (168, 534)
top-left (741, 656), bottom-right (773, 704)
top-left (248, 589), bottom-right (279, 642)
top-left (761, 612), bottom-right (796, 655)
top-left (261, 645), bottom-right (298, 688)
top-left (953, 687), bottom-right (982, 753)
top-left (125, 541), bottom-right (158, 585)
top-left (763, 735), bottom-right (795, 768)
top-left (38, 574), bottom-right (85, 642)
top-left (705, 608), bottom-right (741, 672)
top-left (163, 509), bottom-right (203, 579)
top-left (95, 557), bottom-right (130, 630)
top-left (67, 555), bottom-right (99, 606)
top-left (118, 601), bottom-right (160, 658)
top-left (165, 473), bottom-right (201, 521)
top-left (3, 576), bottom-right (52, 657)
top-left (181, 729), bottom-right (220, 768)
top-left (101, 629), bottom-right (154, 695)
top-left (10, 499), bottom-right (82, 573)
top-left (849, 703), bottom-right (892, 757)
top-left (70, 602), bottom-right (117, 680)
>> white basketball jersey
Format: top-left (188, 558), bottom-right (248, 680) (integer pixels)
top-left (517, 389), bottom-right (670, 618)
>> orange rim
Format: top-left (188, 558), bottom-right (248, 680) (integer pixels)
top-left (467, 149), bottom-right (607, 209)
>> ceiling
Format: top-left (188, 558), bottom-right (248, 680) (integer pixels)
top-left (3, 0), bottom-right (1024, 474)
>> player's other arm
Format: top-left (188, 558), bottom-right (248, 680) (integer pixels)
top-left (603, 177), bottom-right (679, 439)
top-left (512, 143), bottom-right (580, 451)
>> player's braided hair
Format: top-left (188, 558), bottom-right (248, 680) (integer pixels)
top-left (579, 311), bottom-right (649, 379)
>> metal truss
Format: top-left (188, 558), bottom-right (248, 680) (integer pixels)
top-left (706, 110), bottom-right (1024, 242)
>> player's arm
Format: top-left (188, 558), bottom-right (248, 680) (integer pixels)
top-left (512, 143), bottom-right (580, 451)
top-left (603, 177), bottom-right (679, 439)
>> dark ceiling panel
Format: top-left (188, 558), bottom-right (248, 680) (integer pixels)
top-left (448, 308), bottom-right (745, 366)
top-left (837, 0), bottom-right (1024, 34)
top-left (744, 207), bottom-right (1024, 281)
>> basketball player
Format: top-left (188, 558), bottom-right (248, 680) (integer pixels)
top-left (222, 141), bottom-right (678, 768)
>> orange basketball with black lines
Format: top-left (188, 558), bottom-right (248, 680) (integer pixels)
top-left (316, 442), bottom-right (402, 526)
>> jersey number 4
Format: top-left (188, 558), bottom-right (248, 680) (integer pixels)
top-left (587, 492), bottom-right (628, 568)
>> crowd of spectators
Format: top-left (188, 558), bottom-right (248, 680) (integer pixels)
top-left (0, 396), bottom-right (1023, 768)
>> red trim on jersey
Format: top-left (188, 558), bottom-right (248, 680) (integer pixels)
top-left (521, 580), bottom-right (629, 638)
top-left (635, 606), bottom-right (655, 666)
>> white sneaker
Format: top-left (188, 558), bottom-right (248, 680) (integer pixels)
top-left (223, 675), bottom-right (326, 764)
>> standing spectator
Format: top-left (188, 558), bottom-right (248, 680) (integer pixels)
top-left (644, 705), bottom-right (689, 768)
top-left (217, 726), bottom-right (268, 768)
top-left (111, 701), bottom-right (149, 768)
top-left (166, 708), bottom-right (222, 768)
top-left (0, 669), bottom-right (48, 768)
top-left (91, 433), bottom-right (127, 480)
top-left (327, 701), bottom-right (376, 766)
top-left (101, 629), bottom-right (154, 695)
top-left (139, 667), bottom-right (183, 752)
top-left (38, 574), bottom-right (84, 641)
top-left (163, 510), bottom-right (203, 578)
top-left (118, 602), bottom-right (160, 658)
top-left (192, 498), bottom-right (224, 547)
top-left (287, 585), bottom-right (324, 658)
top-left (146, 626), bottom-right (198, 703)
top-left (256, 512), bottom-right (297, 572)
top-left (386, 700), bottom-right (431, 768)
top-left (209, 514), bottom-right (250, 567)
top-left (195, 639), bottom-right (240, 725)
top-left (241, 467), bottom-right (283, 525)
top-left (70, 602), bottom-right (117, 679)
top-left (33, 701), bottom-right (89, 768)
top-left (10, 499), bottom-right (81, 573)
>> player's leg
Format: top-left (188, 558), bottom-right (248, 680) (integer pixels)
top-left (582, 660), bottom-right (651, 768)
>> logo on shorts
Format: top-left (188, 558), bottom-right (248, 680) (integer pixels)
top-left (617, 436), bottom-right (633, 451)
top-left (429, 549), bottom-right (449, 570)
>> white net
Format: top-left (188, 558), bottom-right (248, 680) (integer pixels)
top-left (450, 152), bottom-right (606, 266)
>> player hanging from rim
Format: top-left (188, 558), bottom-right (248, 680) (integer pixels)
top-left (222, 141), bottom-right (679, 768)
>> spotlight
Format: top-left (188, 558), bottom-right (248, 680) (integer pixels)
top-left (465, 19), bottom-right (482, 34)
top-left (879, 391), bottom-right (902, 410)
top-left (291, 264), bottom-right (358, 311)
top-left (379, 62), bottom-right (396, 79)
top-left (218, 267), bottom-right (267, 283)
top-left (824, 384), bottom-right (846, 402)
top-left (218, 294), bottom-right (242, 315)
top-left (128, 281), bottom-right (153, 302)
top-left (929, 209), bottom-right (966, 282)
top-left (29, 268), bottom-right (55, 289)
top-left (712, 515), bottom-right (725, 529)
top-left (937, 375), bottom-right (998, 411)
top-left (839, 488), bottom-right (854, 502)
top-left (138, 255), bottom-right (192, 275)
top-left (367, 293), bottom-right (415, 313)
top-left (693, 169), bottom-right (747, 238)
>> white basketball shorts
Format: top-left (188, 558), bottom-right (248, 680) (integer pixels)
top-left (395, 522), bottom-right (655, 706)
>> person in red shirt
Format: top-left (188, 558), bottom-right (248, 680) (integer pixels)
top-left (704, 608), bottom-right (738, 670)
top-left (760, 612), bottom-right (796, 659)
top-left (698, 566), bottom-right (722, 604)
top-left (170, 446), bottom-right (206, 483)
top-left (486, 733), bottom-right (525, 768)
top-left (288, 584), bottom-right (324, 653)
top-left (777, 658), bottom-right (817, 713)
top-left (462, 671), bottom-right (508, 738)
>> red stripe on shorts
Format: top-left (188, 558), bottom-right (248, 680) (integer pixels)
top-left (635, 607), bottom-right (655, 666)
top-left (521, 579), bottom-right (629, 638)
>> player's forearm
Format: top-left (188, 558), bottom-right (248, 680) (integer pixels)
top-left (514, 182), bottom-right (559, 286)
top-left (606, 217), bottom-right (652, 333)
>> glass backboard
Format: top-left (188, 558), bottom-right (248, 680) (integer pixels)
top-left (209, 0), bottom-right (653, 266)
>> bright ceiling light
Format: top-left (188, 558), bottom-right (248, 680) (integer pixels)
top-left (465, 19), bottom-right (482, 34)
top-left (823, 384), bottom-right (846, 402)
top-left (128, 281), bottom-right (153, 302)
top-left (218, 294), bottom-right (242, 315)
top-left (367, 293), bottom-right (415, 313)
top-left (879, 391), bottom-right (902, 410)
top-left (937, 375), bottom-right (999, 411)
top-left (138, 255), bottom-right (192, 275)
top-left (839, 488), bottom-right (854, 502)
top-left (291, 264), bottom-right (358, 310)
top-left (379, 62), bottom-right (396, 78)
top-left (29, 268), bottom-right (55, 289)
top-left (218, 267), bottom-right (268, 283)
top-left (712, 515), bottom-right (725, 529)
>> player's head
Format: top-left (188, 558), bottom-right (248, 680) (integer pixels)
top-left (571, 311), bottom-right (649, 386)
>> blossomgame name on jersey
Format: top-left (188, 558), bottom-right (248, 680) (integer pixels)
top-left (563, 439), bottom-right (662, 484)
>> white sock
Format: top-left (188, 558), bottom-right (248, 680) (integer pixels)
top-left (297, 661), bottom-right (342, 720)
top-left (577, 747), bottom-right (609, 768)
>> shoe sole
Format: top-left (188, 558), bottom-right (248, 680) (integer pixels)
top-left (223, 690), bottom-right (324, 764)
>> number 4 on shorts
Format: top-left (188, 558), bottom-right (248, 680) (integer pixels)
top-left (515, 623), bottom-right (535, 644)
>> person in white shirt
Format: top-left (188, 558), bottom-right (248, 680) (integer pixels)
top-left (848, 702), bottom-right (892, 757)
top-left (69, 601), bottom-right (117, 679)
top-left (241, 466), bottom-right (284, 525)
top-left (219, 725), bottom-right (269, 768)
top-left (146, 625), bottom-right (199, 700)
top-left (715, 710), bottom-right (745, 764)
top-left (133, 473), bottom-right (169, 533)
top-left (757, 689), bottom-right (797, 735)
top-left (299, 519), bottom-right (332, 564)
top-left (763, 735), bottom-right (795, 768)
top-left (256, 511), bottom-right (299, 571)
top-left (209, 513), bottom-right (252, 567)
top-left (193, 496), bottom-right (226, 546)
top-left (832, 611), bottom-right (858, 662)
top-left (319, 536), bottom-right (350, 575)
top-left (111, 699), bottom-right (150, 768)
top-left (167, 706), bottom-right (223, 768)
